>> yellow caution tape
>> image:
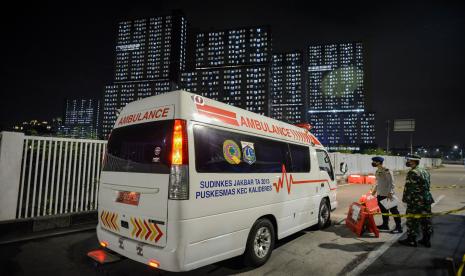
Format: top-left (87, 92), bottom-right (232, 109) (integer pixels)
top-left (457, 254), bottom-right (465, 276)
top-left (430, 185), bottom-right (465, 190)
top-left (396, 185), bottom-right (465, 190)
top-left (373, 206), bottom-right (465, 219)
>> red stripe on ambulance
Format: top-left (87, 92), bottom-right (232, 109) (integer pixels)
top-left (196, 104), bottom-right (240, 126)
top-left (196, 104), bottom-right (237, 118)
top-left (273, 164), bottom-right (329, 194)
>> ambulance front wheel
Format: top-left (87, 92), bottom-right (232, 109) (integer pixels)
top-left (243, 218), bottom-right (275, 267)
top-left (317, 198), bottom-right (331, 229)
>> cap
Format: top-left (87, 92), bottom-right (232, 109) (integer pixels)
top-left (372, 156), bottom-right (384, 163)
top-left (405, 154), bottom-right (421, 161)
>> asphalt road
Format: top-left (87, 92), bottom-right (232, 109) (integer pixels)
top-left (362, 165), bottom-right (465, 276)
top-left (1, 165), bottom-right (464, 276)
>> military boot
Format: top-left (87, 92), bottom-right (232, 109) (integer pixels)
top-left (398, 236), bottom-right (417, 247)
top-left (418, 233), bottom-right (431, 248)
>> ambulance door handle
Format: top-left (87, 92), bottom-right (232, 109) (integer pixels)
top-left (321, 183), bottom-right (325, 187)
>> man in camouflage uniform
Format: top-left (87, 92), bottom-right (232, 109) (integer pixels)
top-left (399, 154), bottom-right (434, 247)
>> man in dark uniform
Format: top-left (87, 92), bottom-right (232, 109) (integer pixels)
top-left (399, 154), bottom-right (434, 247)
top-left (371, 156), bottom-right (402, 234)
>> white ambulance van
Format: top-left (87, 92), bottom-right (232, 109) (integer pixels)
top-left (97, 90), bottom-right (337, 271)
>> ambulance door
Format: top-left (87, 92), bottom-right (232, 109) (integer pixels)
top-left (98, 119), bottom-right (180, 248)
top-left (315, 149), bottom-right (336, 199)
top-left (288, 144), bottom-right (315, 226)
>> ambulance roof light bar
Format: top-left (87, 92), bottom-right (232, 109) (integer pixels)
top-left (294, 123), bottom-right (313, 131)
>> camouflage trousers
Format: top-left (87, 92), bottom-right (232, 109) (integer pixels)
top-left (406, 205), bottom-right (433, 239)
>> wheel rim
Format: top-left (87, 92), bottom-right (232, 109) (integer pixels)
top-left (320, 202), bottom-right (329, 224)
top-left (253, 226), bottom-right (271, 258)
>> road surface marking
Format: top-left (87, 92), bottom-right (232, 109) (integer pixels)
top-left (348, 194), bottom-right (445, 276)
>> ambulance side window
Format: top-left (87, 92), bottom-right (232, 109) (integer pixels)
top-left (316, 150), bottom-right (334, 181)
top-left (288, 144), bottom-right (310, 172)
top-left (194, 125), bottom-right (292, 173)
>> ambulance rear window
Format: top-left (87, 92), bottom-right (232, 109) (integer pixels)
top-left (103, 120), bottom-right (173, 174)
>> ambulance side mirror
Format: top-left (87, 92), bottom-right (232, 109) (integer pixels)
top-left (340, 162), bottom-right (348, 174)
top-left (324, 156), bottom-right (330, 163)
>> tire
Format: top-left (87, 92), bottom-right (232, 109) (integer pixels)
top-left (317, 198), bottom-right (331, 229)
top-left (243, 218), bottom-right (275, 267)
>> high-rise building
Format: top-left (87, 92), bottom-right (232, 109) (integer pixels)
top-left (102, 10), bottom-right (187, 137)
top-left (270, 52), bottom-right (304, 124)
top-left (180, 26), bottom-right (272, 116)
top-left (59, 99), bottom-right (100, 139)
top-left (306, 42), bottom-right (375, 150)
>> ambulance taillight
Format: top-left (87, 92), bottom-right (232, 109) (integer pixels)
top-left (148, 259), bottom-right (160, 268)
top-left (171, 120), bottom-right (188, 165)
top-left (168, 119), bottom-right (189, 200)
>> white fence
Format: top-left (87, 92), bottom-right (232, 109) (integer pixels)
top-left (0, 132), bottom-right (106, 221)
top-left (328, 152), bottom-right (442, 178)
top-left (0, 131), bottom-right (443, 222)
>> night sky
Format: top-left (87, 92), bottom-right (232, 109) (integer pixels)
top-left (1, 0), bottom-right (464, 149)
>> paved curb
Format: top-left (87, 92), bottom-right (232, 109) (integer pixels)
top-left (0, 211), bottom-right (97, 245)
top-left (0, 223), bottom-right (96, 245)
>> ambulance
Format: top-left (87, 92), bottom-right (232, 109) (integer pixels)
top-left (96, 90), bottom-right (338, 271)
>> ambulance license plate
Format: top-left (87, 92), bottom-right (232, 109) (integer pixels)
top-left (116, 191), bottom-right (140, 206)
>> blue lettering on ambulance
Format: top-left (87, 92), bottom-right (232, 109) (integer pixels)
top-left (196, 178), bottom-right (273, 199)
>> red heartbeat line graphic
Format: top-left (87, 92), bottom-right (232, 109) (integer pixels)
top-left (273, 164), bottom-right (329, 194)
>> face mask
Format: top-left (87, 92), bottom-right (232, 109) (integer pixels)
top-left (371, 162), bottom-right (378, 167)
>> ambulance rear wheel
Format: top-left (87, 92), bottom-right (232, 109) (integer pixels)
top-left (244, 218), bottom-right (275, 267)
top-left (317, 198), bottom-right (331, 229)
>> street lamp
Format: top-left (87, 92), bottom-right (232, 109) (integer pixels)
top-left (453, 145), bottom-right (463, 161)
